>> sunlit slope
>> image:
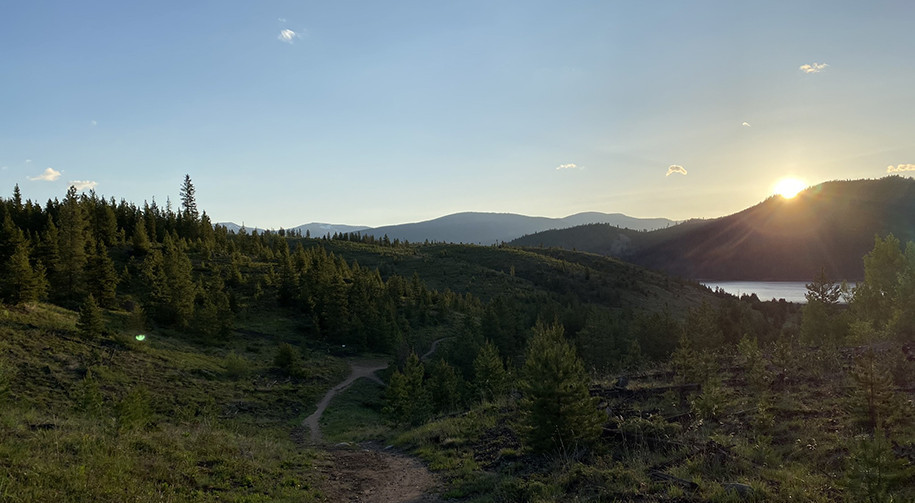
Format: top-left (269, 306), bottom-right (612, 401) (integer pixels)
top-left (317, 240), bottom-right (715, 312)
top-left (512, 177), bottom-right (915, 281)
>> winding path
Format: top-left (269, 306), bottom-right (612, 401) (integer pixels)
top-left (304, 344), bottom-right (452, 502)
top-left (302, 359), bottom-right (388, 444)
top-left (420, 337), bottom-right (453, 361)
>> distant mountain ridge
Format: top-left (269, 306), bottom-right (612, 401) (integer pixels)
top-left (362, 212), bottom-right (673, 245)
top-left (219, 212), bottom-right (674, 245)
top-left (511, 177), bottom-right (915, 281)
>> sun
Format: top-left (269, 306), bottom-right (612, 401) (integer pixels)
top-left (773, 178), bottom-right (806, 199)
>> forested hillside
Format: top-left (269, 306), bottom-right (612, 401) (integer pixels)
top-left (512, 177), bottom-right (915, 281)
top-left (2, 178), bottom-right (913, 502)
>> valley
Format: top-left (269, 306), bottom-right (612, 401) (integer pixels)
top-left (1, 178), bottom-right (913, 502)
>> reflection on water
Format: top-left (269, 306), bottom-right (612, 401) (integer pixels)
top-left (701, 281), bottom-right (811, 304)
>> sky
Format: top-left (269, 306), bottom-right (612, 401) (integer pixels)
top-left (3, 1), bottom-right (915, 228)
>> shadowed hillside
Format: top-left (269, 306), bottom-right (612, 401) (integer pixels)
top-left (363, 211), bottom-right (674, 245)
top-left (512, 177), bottom-right (915, 281)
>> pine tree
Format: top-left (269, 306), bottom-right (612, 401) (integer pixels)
top-left (179, 174), bottom-right (198, 221)
top-left (0, 210), bottom-right (22, 266)
top-left (472, 340), bottom-right (509, 402)
top-left (520, 323), bottom-right (603, 454)
top-left (684, 301), bottom-right (724, 350)
top-left (56, 186), bottom-right (89, 305)
top-left (844, 429), bottom-right (912, 503)
top-left (383, 352), bottom-right (431, 425)
top-left (428, 358), bottom-right (462, 413)
top-left (1, 238), bottom-right (45, 304)
top-left (76, 294), bottom-right (104, 340)
top-left (130, 221), bottom-right (151, 255)
top-left (800, 267), bottom-right (848, 345)
top-left (850, 349), bottom-right (905, 434)
top-left (86, 239), bottom-right (118, 308)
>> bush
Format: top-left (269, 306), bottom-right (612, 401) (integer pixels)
top-left (224, 352), bottom-right (251, 380)
top-left (117, 386), bottom-right (153, 430)
top-left (274, 342), bottom-right (301, 376)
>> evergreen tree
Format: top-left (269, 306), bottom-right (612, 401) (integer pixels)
top-left (35, 216), bottom-right (61, 281)
top-left (683, 301), bottom-right (724, 350)
top-left (853, 234), bottom-right (906, 329)
top-left (56, 186), bottom-right (89, 304)
top-left (0, 210), bottom-right (22, 266)
top-left (850, 349), bottom-right (905, 434)
top-left (130, 220), bottom-right (151, 255)
top-left (76, 294), bottom-right (104, 340)
top-left (800, 267), bottom-right (848, 345)
top-left (1, 238), bottom-right (45, 304)
top-left (179, 174), bottom-right (198, 221)
top-left (86, 239), bottom-right (118, 308)
top-left (383, 352), bottom-right (431, 426)
top-left (844, 430), bottom-right (912, 503)
top-left (428, 358), bottom-right (462, 413)
top-left (472, 340), bottom-right (509, 402)
top-left (520, 323), bottom-right (603, 454)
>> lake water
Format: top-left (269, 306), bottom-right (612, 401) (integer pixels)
top-left (701, 281), bottom-right (810, 303)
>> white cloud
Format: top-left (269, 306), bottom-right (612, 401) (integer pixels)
top-left (741, 122), bottom-right (751, 127)
top-left (799, 62), bottom-right (828, 74)
top-left (556, 163), bottom-right (579, 170)
top-left (278, 17), bottom-right (287, 23)
top-left (278, 29), bottom-right (298, 44)
top-left (28, 167), bottom-right (62, 181)
top-left (90, 120), bottom-right (98, 126)
top-left (666, 165), bottom-right (687, 176)
top-left (69, 180), bottom-right (98, 191)
top-left (25, 159), bottom-right (32, 163)
top-left (887, 164), bottom-right (915, 173)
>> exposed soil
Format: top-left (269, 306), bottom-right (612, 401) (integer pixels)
top-left (316, 445), bottom-right (443, 503)
top-left (303, 358), bottom-right (444, 502)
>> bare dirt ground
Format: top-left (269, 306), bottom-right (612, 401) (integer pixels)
top-left (303, 358), bottom-right (444, 502)
top-left (316, 445), bottom-right (444, 503)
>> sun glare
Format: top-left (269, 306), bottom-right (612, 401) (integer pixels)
top-left (773, 178), bottom-right (806, 199)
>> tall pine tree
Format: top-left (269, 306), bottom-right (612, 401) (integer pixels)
top-left (520, 323), bottom-right (603, 454)
top-left (56, 186), bottom-right (89, 305)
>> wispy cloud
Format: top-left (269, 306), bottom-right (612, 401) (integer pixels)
top-left (90, 120), bottom-right (98, 126)
top-left (666, 165), bottom-right (687, 176)
top-left (556, 163), bottom-right (579, 170)
top-left (741, 122), bottom-right (751, 127)
top-left (69, 180), bottom-right (98, 191)
top-left (799, 62), bottom-right (828, 74)
top-left (887, 164), bottom-right (915, 173)
top-left (278, 29), bottom-right (299, 44)
top-left (28, 167), bottom-right (62, 181)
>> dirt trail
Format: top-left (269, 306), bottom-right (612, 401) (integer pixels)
top-left (316, 446), bottom-right (442, 503)
top-left (302, 359), bottom-right (387, 444)
top-left (420, 337), bottom-right (453, 361)
top-left (305, 347), bottom-right (450, 502)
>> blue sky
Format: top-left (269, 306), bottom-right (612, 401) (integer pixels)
top-left (3, 1), bottom-right (914, 228)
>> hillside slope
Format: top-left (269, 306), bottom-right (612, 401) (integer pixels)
top-left (364, 211), bottom-right (674, 245)
top-left (512, 177), bottom-right (915, 281)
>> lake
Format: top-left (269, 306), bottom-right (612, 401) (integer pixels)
top-left (701, 281), bottom-right (810, 303)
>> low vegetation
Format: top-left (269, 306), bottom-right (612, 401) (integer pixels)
top-left (2, 179), bottom-right (913, 501)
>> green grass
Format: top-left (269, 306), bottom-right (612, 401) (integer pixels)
top-left (0, 302), bottom-right (349, 501)
top-left (319, 378), bottom-right (388, 444)
top-left (387, 343), bottom-right (915, 502)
